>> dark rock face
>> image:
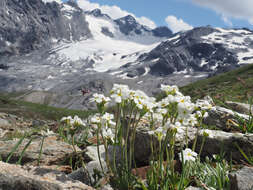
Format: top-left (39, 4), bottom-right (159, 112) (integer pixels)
top-left (126, 27), bottom-right (239, 77)
top-left (101, 27), bottom-right (114, 38)
top-left (85, 8), bottom-right (111, 19)
top-left (115, 15), bottom-right (145, 35)
top-left (152, 26), bottom-right (173, 38)
top-left (0, 0), bottom-right (91, 57)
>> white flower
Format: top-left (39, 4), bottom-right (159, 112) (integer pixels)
top-left (177, 102), bottom-right (195, 119)
top-left (70, 115), bottom-right (85, 127)
top-left (102, 112), bottom-right (116, 127)
top-left (179, 148), bottom-right (198, 163)
top-left (168, 121), bottom-right (184, 133)
top-left (110, 84), bottom-right (130, 103)
top-left (195, 111), bottom-right (209, 119)
top-left (40, 129), bottom-right (54, 136)
top-left (90, 93), bottom-right (110, 104)
top-left (111, 92), bottom-right (123, 103)
top-left (102, 112), bottom-right (114, 121)
top-left (161, 84), bottom-right (179, 94)
top-left (102, 128), bottom-right (114, 138)
top-left (61, 116), bottom-right (72, 123)
top-left (196, 100), bottom-right (213, 110)
top-left (157, 108), bottom-right (167, 115)
top-left (186, 114), bottom-right (198, 127)
top-left (200, 129), bottom-right (213, 138)
top-left (157, 97), bottom-right (171, 108)
top-left (91, 114), bottom-right (101, 124)
top-left (152, 113), bottom-right (163, 122)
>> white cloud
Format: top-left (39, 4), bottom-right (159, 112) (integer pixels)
top-left (165, 15), bottom-right (193, 33)
top-left (191, 0), bottom-right (253, 25)
top-left (222, 15), bottom-right (233, 27)
top-left (76, 0), bottom-right (156, 29)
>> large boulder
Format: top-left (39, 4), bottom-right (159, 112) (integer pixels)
top-left (193, 129), bottom-right (253, 163)
top-left (229, 166), bottom-right (253, 190)
top-left (134, 126), bottom-right (253, 164)
top-left (204, 106), bottom-right (250, 131)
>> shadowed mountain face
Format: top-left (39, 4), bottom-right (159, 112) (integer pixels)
top-left (0, 0), bottom-right (253, 110)
top-left (0, 0), bottom-right (91, 57)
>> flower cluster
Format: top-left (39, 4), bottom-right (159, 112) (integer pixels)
top-left (90, 112), bottom-right (116, 140)
top-left (179, 148), bottom-right (198, 163)
top-left (61, 115), bottom-right (85, 127)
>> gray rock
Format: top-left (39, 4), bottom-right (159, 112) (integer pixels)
top-left (0, 118), bottom-right (11, 128)
top-left (134, 126), bottom-right (197, 164)
top-left (194, 129), bottom-right (253, 163)
top-left (0, 173), bottom-right (61, 190)
top-left (0, 136), bottom-right (80, 165)
top-left (32, 120), bottom-right (46, 127)
top-left (68, 167), bottom-right (91, 186)
top-left (226, 101), bottom-right (253, 115)
top-left (229, 166), bottom-right (253, 190)
top-left (204, 106), bottom-right (249, 131)
top-left (0, 161), bottom-right (95, 190)
top-left (134, 125), bottom-right (253, 163)
top-left (85, 144), bottom-right (122, 179)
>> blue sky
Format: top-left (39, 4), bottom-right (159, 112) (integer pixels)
top-left (65, 0), bottom-right (253, 33)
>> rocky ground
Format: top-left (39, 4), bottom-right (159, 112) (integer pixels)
top-left (0, 98), bottom-right (253, 189)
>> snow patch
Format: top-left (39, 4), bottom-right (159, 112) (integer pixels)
top-left (237, 49), bottom-right (253, 64)
top-left (174, 69), bottom-right (187, 74)
top-left (118, 73), bottom-right (137, 79)
top-left (200, 59), bottom-right (208, 67)
top-left (42, 0), bottom-right (62, 4)
top-left (142, 67), bottom-right (150, 76)
top-left (167, 35), bottom-right (180, 42)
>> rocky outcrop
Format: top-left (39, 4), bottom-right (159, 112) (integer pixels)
top-left (203, 106), bottom-right (249, 131)
top-left (0, 161), bottom-right (95, 190)
top-left (225, 101), bottom-right (253, 115)
top-left (133, 123), bottom-right (253, 164)
top-left (0, 136), bottom-right (80, 165)
top-left (229, 167), bottom-right (253, 190)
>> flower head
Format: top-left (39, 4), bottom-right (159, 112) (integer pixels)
top-left (40, 129), bottom-right (55, 137)
top-left (90, 93), bottom-right (110, 104)
top-left (90, 114), bottom-right (101, 124)
top-left (161, 84), bottom-right (179, 94)
top-left (110, 84), bottom-right (130, 103)
top-left (200, 129), bottom-right (213, 138)
top-left (61, 116), bottom-right (73, 124)
top-left (179, 148), bottom-right (198, 163)
top-left (70, 115), bottom-right (85, 127)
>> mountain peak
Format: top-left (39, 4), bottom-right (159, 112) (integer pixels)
top-left (117, 15), bottom-right (137, 25)
top-left (86, 8), bottom-right (111, 19)
top-left (152, 26), bottom-right (172, 38)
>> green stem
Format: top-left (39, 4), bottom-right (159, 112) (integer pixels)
top-left (113, 104), bottom-right (120, 174)
top-left (72, 135), bottom-right (77, 154)
top-left (198, 136), bottom-right (206, 159)
top-left (37, 136), bottom-right (45, 166)
top-left (96, 127), bottom-right (105, 174)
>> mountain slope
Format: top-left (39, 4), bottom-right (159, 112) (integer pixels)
top-left (1, 0), bottom-right (253, 110)
top-left (0, 0), bottom-right (91, 57)
top-left (180, 63), bottom-right (253, 104)
top-left (117, 27), bottom-right (253, 78)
